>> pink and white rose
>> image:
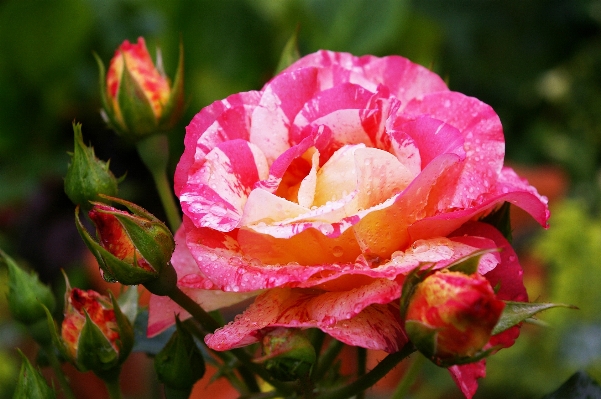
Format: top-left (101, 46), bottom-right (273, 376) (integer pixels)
top-left (149, 50), bottom-right (548, 398)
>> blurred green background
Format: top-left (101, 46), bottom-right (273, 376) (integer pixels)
top-left (1, 0), bottom-right (601, 398)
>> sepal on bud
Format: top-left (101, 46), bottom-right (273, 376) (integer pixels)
top-left (64, 123), bottom-right (120, 211)
top-left (154, 317), bottom-right (205, 391)
top-left (2, 249), bottom-right (56, 326)
top-left (13, 350), bottom-right (56, 399)
top-left (255, 328), bottom-right (316, 382)
top-left (75, 196), bottom-right (175, 286)
top-left (400, 251), bottom-right (506, 367)
top-left (54, 279), bottom-right (133, 373)
top-left (96, 37), bottom-right (184, 141)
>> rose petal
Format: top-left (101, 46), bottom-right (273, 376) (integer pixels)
top-left (205, 284), bottom-right (407, 353)
top-left (448, 362), bottom-right (486, 399)
top-left (175, 91), bottom-right (261, 196)
top-left (404, 91), bottom-right (505, 208)
top-left (180, 139), bottom-right (269, 231)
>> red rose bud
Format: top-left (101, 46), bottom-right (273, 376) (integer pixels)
top-left (96, 37), bottom-right (184, 141)
top-left (3, 249), bottom-right (56, 326)
top-left (64, 123), bottom-right (120, 211)
top-left (255, 328), bottom-right (316, 382)
top-left (404, 270), bottom-right (505, 365)
top-left (75, 196), bottom-right (175, 286)
top-left (60, 287), bottom-right (132, 372)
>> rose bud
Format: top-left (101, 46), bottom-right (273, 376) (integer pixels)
top-left (254, 328), bottom-right (316, 382)
top-left (64, 123), bottom-right (120, 211)
top-left (96, 37), bottom-right (184, 141)
top-left (75, 196), bottom-right (175, 287)
top-left (154, 317), bottom-right (205, 393)
top-left (403, 270), bottom-right (505, 365)
top-left (3, 249), bottom-right (56, 326)
top-left (13, 350), bottom-right (57, 399)
top-left (60, 287), bottom-right (133, 372)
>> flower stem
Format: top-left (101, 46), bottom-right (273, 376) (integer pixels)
top-left (312, 339), bottom-right (344, 381)
top-left (43, 345), bottom-right (76, 399)
top-left (390, 353), bottom-right (425, 399)
top-left (136, 134), bottom-right (181, 231)
top-left (356, 347), bottom-right (367, 399)
top-left (315, 343), bottom-right (416, 399)
top-left (96, 368), bottom-right (123, 399)
top-left (163, 386), bottom-right (192, 399)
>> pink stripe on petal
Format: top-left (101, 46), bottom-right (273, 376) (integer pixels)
top-left (175, 92), bottom-right (261, 196)
top-left (180, 140), bottom-right (268, 231)
top-left (404, 91), bottom-right (505, 208)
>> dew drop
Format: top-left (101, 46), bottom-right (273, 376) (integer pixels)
top-left (332, 246), bottom-right (344, 257)
top-left (322, 316), bottom-right (337, 327)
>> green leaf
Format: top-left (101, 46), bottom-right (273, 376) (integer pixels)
top-left (492, 301), bottom-right (576, 335)
top-left (481, 202), bottom-right (513, 243)
top-left (275, 27), bottom-right (301, 74)
top-left (13, 350), bottom-right (56, 399)
top-left (541, 370), bottom-right (601, 399)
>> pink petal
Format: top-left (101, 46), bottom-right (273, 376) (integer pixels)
top-left (175, 91), bottom-right (261, 196)
top-left (147, 228), bottom-right (255, 337)
top-left (180, 140), bottom-right (269, 231)
top-left (205, 284), bottom-right (407, 353)
top-left (448, 361), bottom-right (486, 399)
top-left (404, 91), bottom-right (505, 208)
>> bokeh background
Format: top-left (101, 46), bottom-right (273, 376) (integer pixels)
top-left (1, 0), bottom-right (601, 398)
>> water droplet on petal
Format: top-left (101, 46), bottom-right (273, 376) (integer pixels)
top-left (332, 246), bottom-right (344, 257)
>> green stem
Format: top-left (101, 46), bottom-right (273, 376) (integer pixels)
top-left (315, 343), bottom-right (416, 399)
top-left (390, 354), bottom-right (425, 399)
top-left (136, 134), bottom-right (181, 231)
top-left (164, 386), bottom-right (192, 399)
top-left (312, 339), bottom-right (344, 381)
top-left (356, 347), bottom-right (367, 399)
top-left (168, 287), bottom-right (292, 394)
top-left (97, 368), bottom-right (123, 399)
top-left (43, 346), bottom-right (76, 399)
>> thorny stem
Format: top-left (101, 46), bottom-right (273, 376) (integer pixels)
top-left (315, 343), bottom-right (416, 399)
top-left (356, 347), bottom-right (367, 399)
top-left (312, 339), bottom-right (344, 381)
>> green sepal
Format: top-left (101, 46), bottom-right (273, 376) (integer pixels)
top-left (42, 304), bottom-right (68, 364)
top-left (117, 286), bottom-right (139, 325)
top-left (76, 309), bottom-right (119, 372)
top-left (255, 328), bottom-right (316, 382)
top-left (154, 317), bottom-right (205, 390)
top-left (118, 55), bottom-right (158, 139)
top-left (399, 265), bottom-right (433, 321)
top-left (275, 27), bottom-right (301, 74)
top-left (109, 291), bottom-right (134, 364)
top-left (13, 350), bottom-right (57, 399)
top-left (64, 123), bottom-right (119, 211)
top-left (75, 206), bottom-right (159, 285)
top-left (96, 196), bottom-right (175, 275)
top-left (447, 248), bottom-right (500, 275)
top-left (481, 202), bottom-right (513, 243)
top-left (158, 38), bottom-right (185, 129)
top-left (94, 53), bottom-right (125, 133)
top-left (3, 249), bottom-right (56, 325)
top-left (492, 301), bottom-right (576, 335)
top-left (404, 320), bottom-right (438, 359)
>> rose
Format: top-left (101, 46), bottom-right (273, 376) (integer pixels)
top-left (98, 37), bottom-right (184, 140)
top-left (403, 270), bottom-right (506, 363)
top-left (149, 50), bottom-right (548, 397)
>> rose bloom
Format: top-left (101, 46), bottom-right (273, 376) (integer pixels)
top-left (149, 51), bottom-right (548, 397)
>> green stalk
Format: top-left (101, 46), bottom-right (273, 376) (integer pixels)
top-left (312, 339), bottom-right (344, 381)
top-left (390, 354), bottom-right (425, 399)
top-left (315, 343), bottom-right (416, 399)
top-left (164, 386), bottom-right (192, 399)
top-left (167, 287), bottom-right (293, 395)
top-left (96, 368), bottom-right (123, 399)
top-left (356, 347), bottom-right (367, 399)
top-left (136, 134), bottom-right (181, 231)
top-left (43, 345), bottom-right (76, 399)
